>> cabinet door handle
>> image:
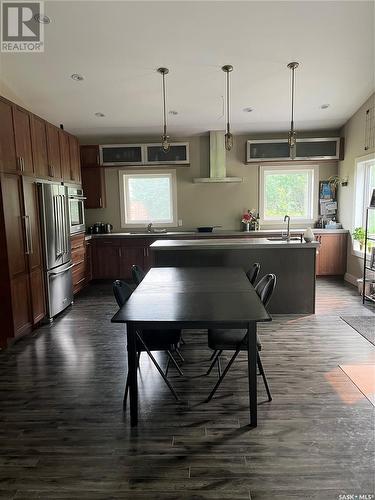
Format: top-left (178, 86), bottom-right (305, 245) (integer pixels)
top-left (99, 197), bottom-right (102, 207)
top-left (21, 157), bottom-right (25, 172)
top-left (118, 248), bottom-right (122, 258)
top-left (22, 215), bottom-right (31, 254)
top-left (17, 157), bottom-right (22, 171)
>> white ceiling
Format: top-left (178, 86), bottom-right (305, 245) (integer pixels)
top-left (0, 1), bottom-right (374, 139)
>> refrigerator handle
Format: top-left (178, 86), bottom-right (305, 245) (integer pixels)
top-left (49, 263), bottom-right (74, 276)
top-left (60, 195), bottom-right (66, 255)
top-left (62, 195), bottom-right (69, 254)
top-left (53, 196), bottom-right (59, 257)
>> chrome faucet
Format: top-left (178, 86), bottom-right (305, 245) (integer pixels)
top-left (283, 215), bottom-right (291, 241)
top-left (147, 222), bottom-right (153, 233)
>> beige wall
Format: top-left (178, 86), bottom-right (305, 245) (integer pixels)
top-left (84, 133), bottom-right (339, 232)
top-left (338, 93), bottom-right (375, 281)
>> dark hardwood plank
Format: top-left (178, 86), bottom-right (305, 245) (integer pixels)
top-left (0, 278), bottom-right (373, 499)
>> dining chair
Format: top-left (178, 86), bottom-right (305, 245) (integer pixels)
top-left (131, 265), bottom-right (146, 285)
top-left (246, 262), bottom-right (261, 285)
top-left (205, 273), bottom-right (276, 402)
top-left (209, 262), bottom-right (261, 367)
top-left (131, 264), bottom-right (186, 360)
top-left (113, 280), bottom-right (183, 406)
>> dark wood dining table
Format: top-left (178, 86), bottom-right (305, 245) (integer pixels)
top-left (111, 267), bottom-right (271, 427)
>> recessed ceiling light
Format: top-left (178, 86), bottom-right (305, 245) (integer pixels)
top-left (34, 13), bottom-right (50, 24)
top-left (243, 107), bottom-right (254, 113)
top-left (320, 104), bottom-right (330, 109)
top-left (71, 73), bottom-right (84, 82)
top-left (169, 110), bottom-right (178, 115)
top-left (94, 112), bottom-right (105, 118)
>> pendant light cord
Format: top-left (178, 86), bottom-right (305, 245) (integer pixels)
top-left (226, 70), bottom-right (230, 134)
top-left (162, 71), bottom-right (167, 135)
top-left (290, 65), bottom-right (295, 133)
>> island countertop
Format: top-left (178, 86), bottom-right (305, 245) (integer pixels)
top-left (150, 237), bottom-right (320, 250)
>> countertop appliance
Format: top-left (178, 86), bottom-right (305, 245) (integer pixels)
top-left (68, 186), bottom-right (86, 234)
top-left (89, 222), bottom-right (113, 234)
top-left (38, 182), bottom-right (73, 319)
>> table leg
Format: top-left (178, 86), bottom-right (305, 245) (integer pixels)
top-left (126, 323), bottom-right (138, 427)
top-left (247, 321), bottom-right (257, 427)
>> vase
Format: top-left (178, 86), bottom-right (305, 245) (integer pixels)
top-left (303, 227), bottom-right (314, 243)
top-left (243, 222), bottom-right (250, 232)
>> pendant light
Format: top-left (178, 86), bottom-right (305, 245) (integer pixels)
top-left (222, 65), bottom-right (233, 151)
top-left (287, 61), bottom-right (299, 159)
top-left (157, 67), bottom-right (170, 153)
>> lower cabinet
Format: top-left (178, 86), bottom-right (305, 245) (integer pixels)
top-left (316, 233), bottom-right (347, 276)
top-left (92, 239), bottom-right (149, 280)
top-left (29, 268), bottom-right (46, 325)
top-left (71, 232), bottom-right (90, 294)
top-left (11, 274), bottom-right (32, 338)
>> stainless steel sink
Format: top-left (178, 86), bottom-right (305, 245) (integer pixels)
top-left (267, 237), bottom-right (301, 241)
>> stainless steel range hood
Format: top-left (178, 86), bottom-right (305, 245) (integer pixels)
top-left (193, 131), bottom-right (242, 183)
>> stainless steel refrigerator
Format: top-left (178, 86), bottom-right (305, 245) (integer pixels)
top-left (38, 182), bottom-right (73, 319)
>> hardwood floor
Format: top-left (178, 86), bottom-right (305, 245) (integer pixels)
top-left (0, 278), bottom-right (374, 499)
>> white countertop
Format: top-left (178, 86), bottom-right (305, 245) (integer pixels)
top-left (150, 238), bottom-right (320, 250)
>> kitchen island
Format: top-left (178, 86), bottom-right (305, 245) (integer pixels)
top-left (150, 238), bottom-right (320, 314)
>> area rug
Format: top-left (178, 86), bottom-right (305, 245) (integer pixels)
top-left (340, 316), bottom-right (375, 346)
top-left (339, 364), bottom-right (375, 407)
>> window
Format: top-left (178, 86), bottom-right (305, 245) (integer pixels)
top-left (119, 170), bottom-right (178, 227)
top-left (259, 165), bottom-right (318, 223)
top-left (353, 155), bottom-right (375, 254)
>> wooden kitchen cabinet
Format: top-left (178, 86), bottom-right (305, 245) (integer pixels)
top-left (59, 130), bottom-right (71, 181)
top-left (69, 135), bottom-right (81, 184)
top-left (46, 122), bottom-right (62, 179)
top-left (80, 145), bottom-right (100, 168)
top-left (71, 232), bottom-right (87, 294)
top-left (2, 174), bottom-right (28, 277)
top-left (81, 166), bottom-right (106, 208)
top-left (92, 241), bottom-right (121, 279)
top-left (85, 239), bottom-right (92, 283)
top-left (0, 97), bottom-right (17, 173)
top-left (12, 106), bottom-right (34, 175)
top-left (1, 174), bottom-right (32, 339)
top-left (119, 245), bottom-right (145, 280)
top-left (30, 115), bottom-right (50, 179)
top-left (0, 173), bottom-right (46, 343)
top-left (91, 238), bottom-right (148, 280)
top-left (316, 233), bottom-right (347, 276)
top-left (23, 176), bottom-right (45, 323)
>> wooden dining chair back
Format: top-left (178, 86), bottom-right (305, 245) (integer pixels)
top-left (246, 262), bottom-right (261, 285)
top-left (112, 280), bottom-right (183, 407)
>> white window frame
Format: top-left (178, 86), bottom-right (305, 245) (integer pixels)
top-left (259, 164), bottom-right (319, 224)
top-left (119, 169), bottom-right (178, 228)
top-left (352, 153), bottom-right (375, 258)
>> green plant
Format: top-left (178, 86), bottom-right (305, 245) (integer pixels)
top-left (353, 227), bottom-right (366, 248)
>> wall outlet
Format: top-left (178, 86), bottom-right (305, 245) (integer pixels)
top-left (178, 219), bottom-right (183, 227)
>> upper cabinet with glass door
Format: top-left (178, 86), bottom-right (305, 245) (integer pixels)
top-left (145, 143), bottom-right (189, 165)
top-left (99, 143), bottom-right (189, 166)
top-left (246, 137), bottom-right (343, 162)
top-left (100, 144), bottom-right (143, 166)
